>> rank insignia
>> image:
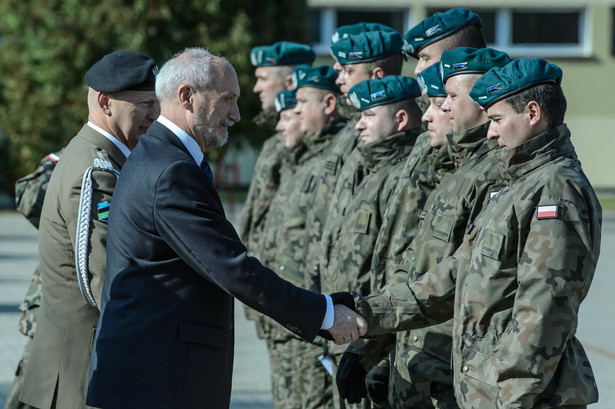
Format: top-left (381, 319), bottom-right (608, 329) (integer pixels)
top-left (536, 205), bottom-right (558, 219)
top-left (97, 201), bottom-right (110, 222)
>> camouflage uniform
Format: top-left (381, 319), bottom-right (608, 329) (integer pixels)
top-left (305, 115), bottom-right (360, 293)
top-left (6, 150), bottom-right (62, 409)
top-left (357, 124), bottom-right (601, 409)
top-left (264, 119), bottom-right (347, 409)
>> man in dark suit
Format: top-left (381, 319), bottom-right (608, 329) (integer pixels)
top-left (20, 50), bottom-right (160, 409)
top-left (86, 47), bottom-right (367, 409)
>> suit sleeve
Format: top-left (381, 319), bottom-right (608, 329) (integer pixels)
top-left (152, 160), bottom-right (326, 342)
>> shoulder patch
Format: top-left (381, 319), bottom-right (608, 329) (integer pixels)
top-left (536, 205), bottom-right (558, 219)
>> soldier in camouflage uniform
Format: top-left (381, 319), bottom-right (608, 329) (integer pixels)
top-left (5, 150), bottom-right (62, 409)
top-left (339, 48), bottom-right (512, 409)
top-left (261, 67), bottom-right (345, 409)
top-left (239, 42), bottom-right (315, 342)
top-left (355, 57), bottom-right (601, 409)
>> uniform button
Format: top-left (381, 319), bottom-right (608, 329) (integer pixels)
top-left (412, 256), bottom-right (416, 261)
top-left (431, 204), bottom-right (435, 209)
top-left (462, 365), bottom-right (469, 373)
top-left (412, 335), bottom-right (418, 342)
top-left (248, 251), bottom-right (254, 257)
top-left (313, 265), bottom-right (318, 271)
top-left (279, 265), bottom-right (285, 271)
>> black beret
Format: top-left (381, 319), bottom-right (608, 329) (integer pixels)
top-left (84, 50), bottom-right (158, 93)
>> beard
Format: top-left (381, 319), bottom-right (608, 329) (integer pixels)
top-left (195, 110), bottom-right (233, 149)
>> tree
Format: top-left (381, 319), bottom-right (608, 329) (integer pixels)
top-left (0, 0), bottom-right (309, 191)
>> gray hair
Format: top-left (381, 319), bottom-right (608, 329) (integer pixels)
top-left (155, 47), bottom-right (227, 104)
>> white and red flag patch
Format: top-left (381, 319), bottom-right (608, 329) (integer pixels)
top-left (536, 205), bottom-right (558, 219)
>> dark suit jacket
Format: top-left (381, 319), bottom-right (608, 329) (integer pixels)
top-left (21, 125), bottom-right (125, 409)
top-left (87, 120), bottom-right (326, 409)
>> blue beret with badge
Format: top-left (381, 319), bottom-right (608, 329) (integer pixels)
top-left (470, 58), bottom-right (563, 108)
top-left (295, 65), bottom-right (340, 93)
top-left (331, 30), bottom-right (403, 65)
top-left (84, 50), bottom-right (158, 93)
top-left (274, 89), bottom-right (297, 112)
top-left (403, 8), bottom-right (483, 58)
top-left (347, 75), bottom-right (421, 111)
top-left (440, 47), bottom-right (511, 83)
top-left (331, 22), bottom-right (397, 44)
top-left (250, 41), bottom-right (315, 67)
top-left (417, 63), bottom-right (446, 97)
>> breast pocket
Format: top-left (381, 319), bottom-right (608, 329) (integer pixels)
top-left (353, 211), bottom-right (372, 234)
top-left (432, 211), bottom-right (454, 242)
top-left (480, 229), bottom-right (505, 260)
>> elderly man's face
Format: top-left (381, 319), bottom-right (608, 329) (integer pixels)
top-left (195, 63), bottom-right (241, 149)
top-left (253, 66), bottom-right (287, 111)
top-left (275, 108), bottom-right (304, 148)
top-left (422, 96), bottom-right (452, 150)
top-left (107, 90), bottom-right (159, 150)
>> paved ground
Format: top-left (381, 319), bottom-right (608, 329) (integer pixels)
top-left (0, 207), bottom-right (613, 408)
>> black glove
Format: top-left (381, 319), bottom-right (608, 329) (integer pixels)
top-left (318, 292), bottom-right (357, 340)
top-left (365, 364), bottom-right (389, 405)
top-left (336, 352), bottom-right (367, 404)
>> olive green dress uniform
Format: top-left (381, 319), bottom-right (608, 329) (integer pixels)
top-left (20, 125), bottom-right (127, 409)
top-left (357, 123), bottom-right (601, 409)
top-left (6, 151), bottom-right (62, 409)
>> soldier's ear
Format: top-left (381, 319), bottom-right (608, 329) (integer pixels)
top-left (98, 92), bottom-right (112, 116)
top-left (527, 100), bottom-right (542, 127)
top-left (395, 109), bottom-right (409, 132)
top-left (284, 74), bottom-right (294, 90)
top-left (323, 93), bottom-right (337, 116)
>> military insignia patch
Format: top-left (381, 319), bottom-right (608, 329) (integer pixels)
top-left (487, 83), bottom-right (502, 94)
top-left (453, 62), bottom-right (468, 70)
top-left (97, 201), bottom-right (111, 222)
top-left (426, 24), bottom-right (441, 37)
top-left (536, 205), bottom-right (558, 219)
top-left (370, 90), bottom-right (386, 100)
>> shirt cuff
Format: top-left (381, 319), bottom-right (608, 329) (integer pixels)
top-left (320, 294), bottom-right (334, 330)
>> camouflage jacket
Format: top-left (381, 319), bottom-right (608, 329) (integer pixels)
top-left (14, 150), bottom-right (63, 337)
top-left (268, 119), bottom-right (347, 289)
top-left (321, 129), bottom-right (420, 297)
top-left (357, 124), bottom-right (602, 409)
top-left (370, 131), bottom-right (451, 291)
top-left (239, 131), bottom-right (285, 259)
top-left (303, 115), bottom-right (360, 292)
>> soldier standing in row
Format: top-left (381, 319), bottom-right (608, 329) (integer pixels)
top-left (353, 57), bottom-right (601, 409)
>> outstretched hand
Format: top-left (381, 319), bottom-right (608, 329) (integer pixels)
top-left (327, 304), bottom-right (367, 345)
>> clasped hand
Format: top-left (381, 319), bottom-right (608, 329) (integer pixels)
top-left (327, 304), bottom-right (367, 345)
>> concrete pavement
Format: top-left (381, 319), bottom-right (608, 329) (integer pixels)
top-left (0, 207), bottom-right (614, 408)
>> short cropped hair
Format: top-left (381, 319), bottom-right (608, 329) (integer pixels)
top-left (506, 83), bottom-right (567, 128)
top-left (361, 53), bottom-right (404, 76)
top-left (156, 48), bottom-right (227, 105)
top-left (438, 25), bottom-right (486, 51)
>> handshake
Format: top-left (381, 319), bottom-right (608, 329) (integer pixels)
top-left (320, 292), bottom-right (367, 345)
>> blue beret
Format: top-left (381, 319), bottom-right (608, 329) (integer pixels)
top-left (417, 63), bottom-right (446, 97)
top-left (84, 50), bottom-right (158, 93)
top-left (295, 65), bottom-right (340, 93)
top-left (440, 47), bottom-right (511, 82)
top-left (274, 90), bottom-right (297, 112)
top-left (347, 76), bottom-right (421, 111)
top-left (470, 58), bottom-right (563, 108)
top-left (330, 30), bottom-right (403, 65)
top-left (331, 22), bottom-right (397, 44)
top-left (251, 41), bottom-right (315, 67)
top-left (403, 8), bottom-right (483, 58)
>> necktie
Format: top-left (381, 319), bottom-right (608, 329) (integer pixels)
top-left (200, 159), bottom-right (214, 184)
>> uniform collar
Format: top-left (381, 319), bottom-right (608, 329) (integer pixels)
top-left (87, 121), bottom-right (131, 158)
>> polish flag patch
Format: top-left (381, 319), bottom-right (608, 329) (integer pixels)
top-left (536, 205), bottom-right (558, 219)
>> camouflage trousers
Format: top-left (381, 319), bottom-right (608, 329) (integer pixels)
top-left (267, 336), bottom-right (332, 409)
top-left (5, 337), bottom-right (38, 409)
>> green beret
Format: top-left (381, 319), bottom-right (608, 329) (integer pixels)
top-left (417, 63), bottom-right (446, 97)
top-left (470, 58), bottom-right (563, 108)
top-left (251, 41), bottom-right (315, 67)
top-left (291, 64), bottom-right (314, 89)
top-left (84, 50), bottom-right (158, 93)
top-left (274, 89), bottom-right (297, 112)
top-left (440, 47), bottom-right (511, 82)
top-left (331, 22), bottom-right (397, 44)
top-left (347, 76), bottom-right (420, 111)
top-left (295, 65), bottom-right (340, 93)
top-left (330, 30), bottom-right (403, 65)
top-left (403, 8), bottom-right (483, 58)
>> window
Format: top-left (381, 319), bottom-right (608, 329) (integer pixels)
top-left (308, 7), bottom-right (411, 55)
top-left (426, 7), bottom-right (590, 57)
